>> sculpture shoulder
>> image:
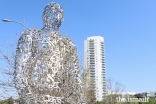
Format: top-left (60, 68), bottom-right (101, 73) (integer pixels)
top-left (18, 29), bottom-right (42, 41)
top-left (62, 37), bottom-right (76, 47)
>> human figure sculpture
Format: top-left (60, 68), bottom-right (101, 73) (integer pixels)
top-left (14, 2), bottom-right (85, 104)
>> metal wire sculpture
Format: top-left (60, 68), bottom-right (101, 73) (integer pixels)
top-left (14, 2), bottom-right (85, 104)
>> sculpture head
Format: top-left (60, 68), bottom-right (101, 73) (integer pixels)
top-left (42, 2), bottom-right (64, 31)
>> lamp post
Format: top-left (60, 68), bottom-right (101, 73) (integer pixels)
top-left (2, 19), bottom-right (29, 30)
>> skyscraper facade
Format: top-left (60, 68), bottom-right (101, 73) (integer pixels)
top-left (84, 36), bottom-right (106, 101)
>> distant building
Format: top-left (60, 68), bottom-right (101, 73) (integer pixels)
top-left (141, 92), bottom-right (156, 98)
top-left (84, 36), bottom-right (106, 101)
top-left (107, 90), bottom-right (136, 97)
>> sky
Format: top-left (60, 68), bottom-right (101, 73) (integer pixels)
top-left (0, 0), bottom-right (156, 94)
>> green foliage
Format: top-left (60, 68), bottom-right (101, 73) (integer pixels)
top-left (85, 89), bottom-right (96, 104)
top-left (141, 98), bottom-right (156, 104)
top-left (96, 101), bottom-right (103, 104)
top-left (6, 97), bottom-right (13, 104)
top-left (134, 94), bottom-right (144, 98)
top-left (0, 97), bottom-right (14, 104)
top-left (0, 100), bottom-right (7, 104)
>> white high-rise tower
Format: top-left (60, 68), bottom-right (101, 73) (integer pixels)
top-left (84, 36), bottom-right (106, 101)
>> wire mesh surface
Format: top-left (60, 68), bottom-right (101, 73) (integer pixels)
top-left (14, 2), bottom-right (85, 104)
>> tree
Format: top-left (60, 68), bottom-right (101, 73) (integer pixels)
top-left (0, 97), bottom-right (15, 104)
top-left (0, 43), bottom-right (18, 99)
top-left (146, 98), bottom-right (156, 104)
top-left (102, 78), bottom-right (126, 104)
top-left (82, 67), bottom-right (96, 104)
top-left (6, 97), bottom-right (14, 104)
top-left (134, 94), bottom-right (144, 98)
